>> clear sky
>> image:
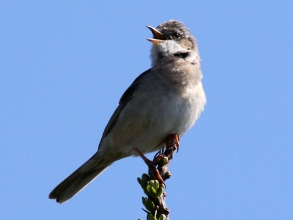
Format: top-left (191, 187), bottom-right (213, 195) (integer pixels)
top-left (1, 1), bottom-right (293, 219)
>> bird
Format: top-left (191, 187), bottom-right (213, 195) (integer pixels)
top-left (49, 20), bottom-right (206, 204)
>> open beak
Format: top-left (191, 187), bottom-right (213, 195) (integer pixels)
top-left (147, 26), bottom-right (167, 44)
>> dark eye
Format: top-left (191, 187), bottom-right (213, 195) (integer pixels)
top-left (171, 32), bottom-right (180, 39)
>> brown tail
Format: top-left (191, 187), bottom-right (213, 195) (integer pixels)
top-left (49, 154), bottom-right (110, 204)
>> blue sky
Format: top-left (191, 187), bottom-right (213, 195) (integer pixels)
top-left (1, 1), bottom-right (293, 219)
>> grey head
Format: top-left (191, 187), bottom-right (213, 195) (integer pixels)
top-left (147, 20), bottom-right (199, 66)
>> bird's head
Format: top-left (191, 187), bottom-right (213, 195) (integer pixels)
top-left (147, 20), bottom-right (199, 66)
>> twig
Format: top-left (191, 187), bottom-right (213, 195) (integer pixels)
top-left (137, 134), bottom-right (179, 220)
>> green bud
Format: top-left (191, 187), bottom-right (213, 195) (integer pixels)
top-left (144, 198), bottom-right (156, 213)
top-left (149, 180), bottom-right (159, 189)
top-left (146, 185), bottom-right (152, 195)
top-left (142, 197), bottom-right (147, 207)
top-left (158, 214), bottom-right (167, 220)
top-left (147, 213), bottom-right (156, 220)
top-left (146, 185), bottom-right (158, 197)
top-left (154, 180), bottom-right (159, 189)
top-left (142, 173), bottom-right (150, 183)
top-left (156, 186), bottom-right (163, 197)
top-left (137, 177), bottom-right (144, 188)
top-left (151, 186), bottom-right (157, 194)
top-left (143, 188), bottom-right (149, 196)
top-left (159, 156), bottom-right (169, 166)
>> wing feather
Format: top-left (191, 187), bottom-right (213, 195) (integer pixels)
top-left (98, 69), bottom-right (151, 147)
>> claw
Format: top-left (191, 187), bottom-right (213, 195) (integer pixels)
top-left (165, 134), bottom-right (180, 152)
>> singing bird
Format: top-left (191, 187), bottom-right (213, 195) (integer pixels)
top-left (49, 20), bottom-right (206, 203)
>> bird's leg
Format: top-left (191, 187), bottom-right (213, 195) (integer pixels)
top-left (134, 134), bottom-right (180, 186)
top-left (133, 148), bottom-right (165, 186)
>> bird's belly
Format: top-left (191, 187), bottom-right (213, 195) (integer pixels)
top-left (100, 90), bottom-right (199, 157)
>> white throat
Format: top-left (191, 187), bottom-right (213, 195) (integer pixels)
top-left (150, 40), bottom-right (198, 66)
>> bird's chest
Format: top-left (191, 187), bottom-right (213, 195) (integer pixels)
top-left (140, 83), bottom-right (198, 134)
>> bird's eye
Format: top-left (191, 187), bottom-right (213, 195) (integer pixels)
top-left (171, 32), bottom-right (180, 39)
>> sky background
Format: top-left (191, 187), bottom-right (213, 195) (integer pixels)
top-left (1, 1), bottom-right (293, 219)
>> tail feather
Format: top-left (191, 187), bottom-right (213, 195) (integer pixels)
top-left (49, 155), bottom-right (110, 203)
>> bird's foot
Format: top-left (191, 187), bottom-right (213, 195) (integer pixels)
top-left (165, 134), bottom-right (180, 152)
